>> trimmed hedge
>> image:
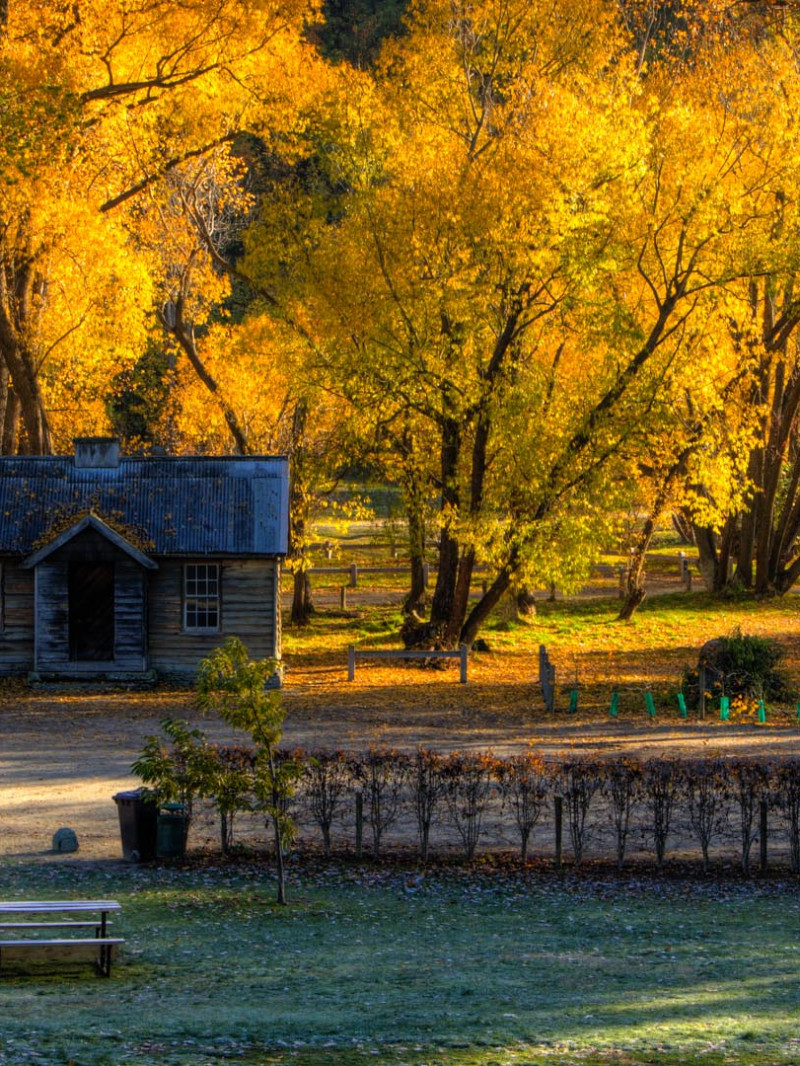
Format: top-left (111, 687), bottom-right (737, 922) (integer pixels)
top-left (135, 733), bottom-right (800, 872)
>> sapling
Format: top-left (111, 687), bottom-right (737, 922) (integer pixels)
top-left (413, 748), bottom-right (447, 862)
top-left (496, 752), bottom-right (548, 863)
top-left (197, 637), bottom-right (297, 903)
top-left (349, 747), bottom-right (409, 859)
top-left (304, 748), bottom-right (350, 856)
top-left (131, 717), bottom-right (207, 845)
top-left (604, 757), bottom-right (642, 871)
top-left (685, 757), bottom-right (729, 873)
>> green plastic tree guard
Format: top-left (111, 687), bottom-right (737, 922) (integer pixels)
top-left (645, 692), bottom-right (656, 718)
top-left (569, 689), bottom-right (579, 714)
top-left (610, 691), bottom-right (619, 718)
top-left (720, 696), bottom-right (730, 721)
top-left (677, 692), bottom-right (688, 719)
top-left (757, 700), bottom-right (766, 724)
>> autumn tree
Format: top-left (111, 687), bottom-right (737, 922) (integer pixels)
top-left (659, 18), bottom-right (800, 596)
top-left (0, 0), bottom-right (322, 454)
top-left (243, 0), bottom-right (786, 647)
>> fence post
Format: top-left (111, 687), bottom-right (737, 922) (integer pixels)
top-left (546, 663), bottom-right (556, 713)
top-left (347, 645), bottom-right (356, 682)
top-left (698, 665), bottom-right (706, 721)
top-left (539, 646), bottom-right (556, 712)
top-left (349, 563), bottom-right (358, 588)
top-left (340, 586), bottom-right (348, 610)
top-left (459, 644), bottom-right (468, 683)
top-left (355, 789), bottom-right (363, 860)
top-left (679, 552), bottom-right (692, 591)
top-left (760, 800), bottom-right (768, 873)
top-left (554, 796), bottom-right (563, 869)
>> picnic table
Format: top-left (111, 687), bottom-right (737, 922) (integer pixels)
top-left (0, 899), bottom-right (123, 977)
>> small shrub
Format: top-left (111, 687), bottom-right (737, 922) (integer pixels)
top-left (444, 752), bottom-right (496, 860)
top-left (682, 627), bottom-right (787, 708)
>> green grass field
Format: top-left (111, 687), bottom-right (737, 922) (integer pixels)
top-left (2, 859), bottom-right (799, 1066)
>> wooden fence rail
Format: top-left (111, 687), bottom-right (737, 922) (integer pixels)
top-left (304, 554), bottom-right (696, 595)
top-left (347, 644), bottom-right (469, 683)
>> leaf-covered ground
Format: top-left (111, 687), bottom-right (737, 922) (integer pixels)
top-left (2, 589), bottom-right (800, 861)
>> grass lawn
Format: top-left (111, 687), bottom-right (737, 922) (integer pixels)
top-left (2, 859), bottom-right (799, 1066)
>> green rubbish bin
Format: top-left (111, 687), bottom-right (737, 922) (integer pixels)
top-left (113, 789), bottom-right (158, 862)
top-left (157, 803), bottom-right (188, 859)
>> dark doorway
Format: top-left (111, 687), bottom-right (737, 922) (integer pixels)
top-left (68, 562), bottom-right (115, 661)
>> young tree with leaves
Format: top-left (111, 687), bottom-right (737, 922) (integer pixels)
top-left (197, 637), bottom-right (297, 904)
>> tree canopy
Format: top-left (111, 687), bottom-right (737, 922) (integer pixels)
top-left (7, 0), bottom-right (800, 631)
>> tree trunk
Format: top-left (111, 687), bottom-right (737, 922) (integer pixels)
top-left (0, 237), bottom-right (54, 454)
top-left (671, 512), bottom-right (694, 545)
top-left (446, 410), bottom-right (492, 643)
top-left (460, 547), bottom-right (519, 647)
top-left (618, 555), bottom-right (647, 621)
top-left (0, 332), bottom-right (52, 454)
top-left (428, 414), bottom-right (461, 633)
top-left (693, 521), bottom-right (731, 592)
top-left (290, 568), bottom-right (313, 625)
top-left (0, 365), bottom-right (20, 454)
top-left (402, 465), bottom-right (428, 615)
top-left (288, 400), bottom-right (314, 625)
top-left (618, 458), bottom-right (692, 620)
top-left (516, 587), bottom-right (537, 617)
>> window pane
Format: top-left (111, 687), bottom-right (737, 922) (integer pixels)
top-left (184, 564), bottom-right (220, 631)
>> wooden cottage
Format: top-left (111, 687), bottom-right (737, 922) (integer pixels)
top-left (0, 439), bottom-right (289, 683)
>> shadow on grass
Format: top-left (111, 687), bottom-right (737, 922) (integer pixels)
top-left (0, 860), bottom-right (798, 1066)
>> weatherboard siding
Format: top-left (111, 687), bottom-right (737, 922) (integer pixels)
top-left (148, 558), bottom-right (280, 679)
top-left (0, 564), bottom-right (34, 672)
top-left (33, 529), bottom-right (148, 672)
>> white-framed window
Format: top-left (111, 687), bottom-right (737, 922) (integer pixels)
top-left (184, 563), bottom-right (220, 632)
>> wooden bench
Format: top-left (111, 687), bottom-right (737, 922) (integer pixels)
top-left (0, 900), bottom-right (123, 977)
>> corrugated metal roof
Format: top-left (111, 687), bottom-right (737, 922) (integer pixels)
top-left (0, 456), bottom-right (289, 557)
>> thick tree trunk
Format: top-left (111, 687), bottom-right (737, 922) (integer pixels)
top-left (459, 547), bottom-right (519, 647)
top-left (428, 415), bottom-right (461, 632)
top-left (290, 568), bottom-right (313, 625)
top-left (402, 462), bottom-right (428, 615)
top-left (693, 523), bottom-right (722, 592)
top-left (0, 249), bottom-right (53, 454)
top-left (448, 549), bottom-right (476, 645)
top-left (446, 410), bottom-right (491, 643)
top-left (0, 365), bottom-right (20, 453)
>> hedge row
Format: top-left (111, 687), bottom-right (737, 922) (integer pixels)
top-left (136, 735), bottom-right (800, 873)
